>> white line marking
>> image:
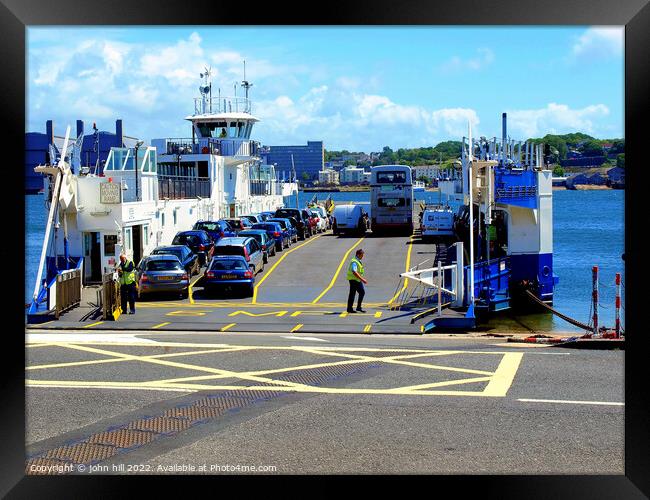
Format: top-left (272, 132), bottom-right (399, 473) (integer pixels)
top-left (517, 398), bottom-right (624, 406)
top-left (282, 336), bottom-right (329, 342)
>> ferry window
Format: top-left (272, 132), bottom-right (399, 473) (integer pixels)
top-left (377, 198), bottom-right (406, 207)
top-left (104, 235), bottom-right (117, 256)
top-left (377, 172), bottom-right (407, 184)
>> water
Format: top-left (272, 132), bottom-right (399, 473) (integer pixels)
top-left (26, 189), bottom-right (624, 332)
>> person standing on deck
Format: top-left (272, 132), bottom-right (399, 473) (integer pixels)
top-left (346, 248), bottom-right (368, 313)
top-left (117, 252), bottom-right (137, 314)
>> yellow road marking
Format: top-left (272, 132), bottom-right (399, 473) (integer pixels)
top-left (391, 376), bottom-right (493, 392)
top-left (188, 273), bottom-right (202, 305)
top-left (166, 310), bottom-right (208, 316)
top-left (363, 324), bottom-right (372, 333)
top-left (83, 321), bottom-right (104, 329)
top-left (220, 323), bottom-right (236, 332)
top-left (228, 310), bottom-right (288, 317)
top-left (137, 301), bottom-right (386, 309)
top-left (482, 352), bottom-right (524, 397)
top-left (290, 310), bottom-right (337, 317)
top-left (311, 236), bottom-right (366, 304)
top-left (252, 234), bottom-right (323, 304)
top-left (26, 347), bottom-right (245, 371)
top-left (57, 343), bottom-right (313, 390)
top-left (25, 343), bottom-right (54, 348)
top-left (152, 322), bottom-right (171, 329)
top-left (387, 234), bottom-right (415, 305)
top-left (290, 324), bottom-right (304, 333)
top-left (374, 311), bottom-right (382, 318)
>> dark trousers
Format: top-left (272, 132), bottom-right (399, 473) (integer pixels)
top-left (120, 283), bottom-right (137, 313)
top-left (347, 279), bottom-right (365, 311)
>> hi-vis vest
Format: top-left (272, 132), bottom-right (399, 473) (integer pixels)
top-left (119, 260), bottom-right (136, 285)
top-left (346, 257), bottom-right (365, 282)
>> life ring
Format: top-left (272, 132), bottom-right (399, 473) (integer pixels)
top-left (201, 146), bottom-right (209, 154)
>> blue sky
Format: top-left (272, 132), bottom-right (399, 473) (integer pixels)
top-left (27, 26), bottom-right (624, 151)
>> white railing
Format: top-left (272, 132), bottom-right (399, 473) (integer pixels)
top-left (194, 96), bottom-right (252, 115)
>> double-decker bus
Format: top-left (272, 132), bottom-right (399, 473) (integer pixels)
top-left (370, 165), bottom-right (414, 235)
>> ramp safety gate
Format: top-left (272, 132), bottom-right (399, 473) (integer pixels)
top-left (52, 269), bottom-right (82, 319)
top-left (101, 272), bottom-right (121, 320)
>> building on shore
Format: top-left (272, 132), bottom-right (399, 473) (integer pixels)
top-left (339, 166), bottom-right (369, 184)
top-left (260, 141), bottom-right (324, 181)
top-left (412, 165), bottom-right (442, 182)
top-left (318, 168), bottom-right (340, 185)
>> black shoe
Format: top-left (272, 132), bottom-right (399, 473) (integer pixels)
top-left (356, 308), bottom-right (366, 313)
top-left (347, 309), bottom-right (356, 313)
top-left (129, 310), bottom-right (135, 314)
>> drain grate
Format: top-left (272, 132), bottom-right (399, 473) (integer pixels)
top-left (27, 358), bottom-right (384, 474)
top-left (44, 442), bottom-right (118, 463)
top-left (86, 429), bottom-right (156, 448)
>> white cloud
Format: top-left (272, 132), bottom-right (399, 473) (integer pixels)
top-left (440, 48), bottom-right (494, 74)
top-left (570, 27), bottom-right (623, 62)
top-left (140, 32), bottom-right (205, 87)
top-left (505, 103), bottom-right (610, 138)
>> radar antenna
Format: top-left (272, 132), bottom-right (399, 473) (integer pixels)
top-left (241, 59), bottom-right (253, 99)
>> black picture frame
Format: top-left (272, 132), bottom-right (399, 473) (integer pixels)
top-left (5, 0), bottom-right (648, 496)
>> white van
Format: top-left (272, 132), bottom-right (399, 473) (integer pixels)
top-left (421, 207), bottom-right (455, 240)
top-left (332, 204), bottom-right (369, 236)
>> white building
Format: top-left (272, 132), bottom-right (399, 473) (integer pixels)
top-left (412, 165), bottom-right (441, 180)
top-left (340, 166), bottom-right (367, 184)
top-left (318, 168), bottom-right (339, 185)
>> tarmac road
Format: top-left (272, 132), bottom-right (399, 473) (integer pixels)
top-left (25, 330), bottom-right (624, 475)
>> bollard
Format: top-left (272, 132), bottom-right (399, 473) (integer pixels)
top-left (592, 266), bottom-right (598, 336)
top-left (615, 273), bottom-right (621, 338)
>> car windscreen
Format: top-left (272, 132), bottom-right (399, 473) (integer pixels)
top-left (377, 198), bottom-right (406, 207)
top-left (210, 259), bottom-right (247, 271)
top-left (269, 220), bottom-right (287, 229)
top-left (146, 260), bottom-right (183, 271)
top-left (215, 246), bottom-right (245, 256)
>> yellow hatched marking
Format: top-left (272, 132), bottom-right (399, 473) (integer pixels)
top-left (363, 324), bottom-right (372, 333)
top-left (166, 310), bottom-right (208, 316)
top-left (83, 321), bottom-right (104, 329)
top-left (387, 234), bottom-right (415, 305)
top-left (252, 234), bottom-right (323, 304)
top-left (482, 352), bottom-right (524, 397)
top-left (390, 376), bottom-right (493, 392)
top-left (27, 347), bottom-right (250, 371)
top-left (311, 236), bottom-right (366, 304)
top-left (290, 324), bottom-right (304, 333)
top-left (152, 322), bottom-right (171, 329)
top-left (188, 273), bottom-right (202, 305)
top-left (220, 323), bottom-right (236, 332)
top-left (56, 343), bottom-right (312, 390)
top-left (374, 311), bottom-right (382, 318)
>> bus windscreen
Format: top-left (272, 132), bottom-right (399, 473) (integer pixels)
top-left (376, 171), bottom-right (408, 184)
top-left (377, 198), bottom-right (406, 207)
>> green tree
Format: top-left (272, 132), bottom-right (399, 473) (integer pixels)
top-left (580, 140), bottom-right (605, 157)
top-left (617, 153), bottom-right (625, 169)
top-left (301, 171), bottom-right (310, 181)
top-left (552, 166), bottom-right (565, 177)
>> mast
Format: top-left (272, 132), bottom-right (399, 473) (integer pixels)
top-left (468, 122), bottom-right (475, 306)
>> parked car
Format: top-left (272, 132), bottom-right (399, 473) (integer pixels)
top-left (171, 230), bottom-right (215, 266)
top-left (332, 204), bottom-right (369, 236)
top-left (192, 220), bottom-right (236, 243)
top-left (302, 209), bottom-right (317, 236)
top-left (204, 255), bottom-right (256, 297)
top-left (251, 222), bottom-right (290, 251)
top-left (309, 209), bottom-right (327, 233)
top-left (267, 217), bottom-right (298, 243)
top-left (150, 245), bottom-right (199, 276)
top-left (135, 255), bottom-right (190, 299)
top-left (259, 211), bottom-right (276, 222)
top-left (213, 237), bottom-right (265, 275)
top-left (238, 229), bottom-right (276, 263)
top-left (310, 206), bottom-right (331, 229)
top-left (274, 208), bottom-right (311, 239)
top-left (223, 218), bottom-right (251, 232)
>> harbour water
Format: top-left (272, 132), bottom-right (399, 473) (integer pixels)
top-left (25, 189), bottom-right (624, 333)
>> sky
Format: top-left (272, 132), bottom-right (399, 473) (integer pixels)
top-left (27, 26), bottom-right (624, 152)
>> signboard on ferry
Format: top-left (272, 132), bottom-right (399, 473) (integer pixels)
top-left (100, 182), bottom-right (122, 204)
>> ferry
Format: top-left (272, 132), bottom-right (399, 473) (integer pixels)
top-left (407, 113), bottom-right (559, 330)
top-left (413, 180), bottom-right (426, 192)
top-left (27, 71), bottom-right (297, 321)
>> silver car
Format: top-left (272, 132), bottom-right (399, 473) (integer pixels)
top-left (136, 254), bottom-right (190, 299)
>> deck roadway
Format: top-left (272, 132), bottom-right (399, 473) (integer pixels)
top-left (31, 229), bottom-right (433, 334)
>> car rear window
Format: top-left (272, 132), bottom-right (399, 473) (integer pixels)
top-left (211, 260), bottom-right (246, 270)
top-left (146, 260), bottom-right (183, 271)
top-left (153, 248), bottom-right (184, 260)
top-left (215, 246), bottom-right (245, 256)
top-left (173, 234), bottom-right (198, 245)
top-left (195, 222), bottom-right (219, 232)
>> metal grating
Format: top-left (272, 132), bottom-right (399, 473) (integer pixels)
top-left (127, 416), bottom-right (192, 434)
top-left (86, 429), bottom-right (156, 448)
top-left (44, 442), bottom-right (118, 463)
top-left (27, 357), bottom-right (385, 474)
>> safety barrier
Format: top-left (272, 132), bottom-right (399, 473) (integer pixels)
top-left (53, 269), bottom-right (82, 319)
top-left (102, 272), bottom-right (121, 320)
